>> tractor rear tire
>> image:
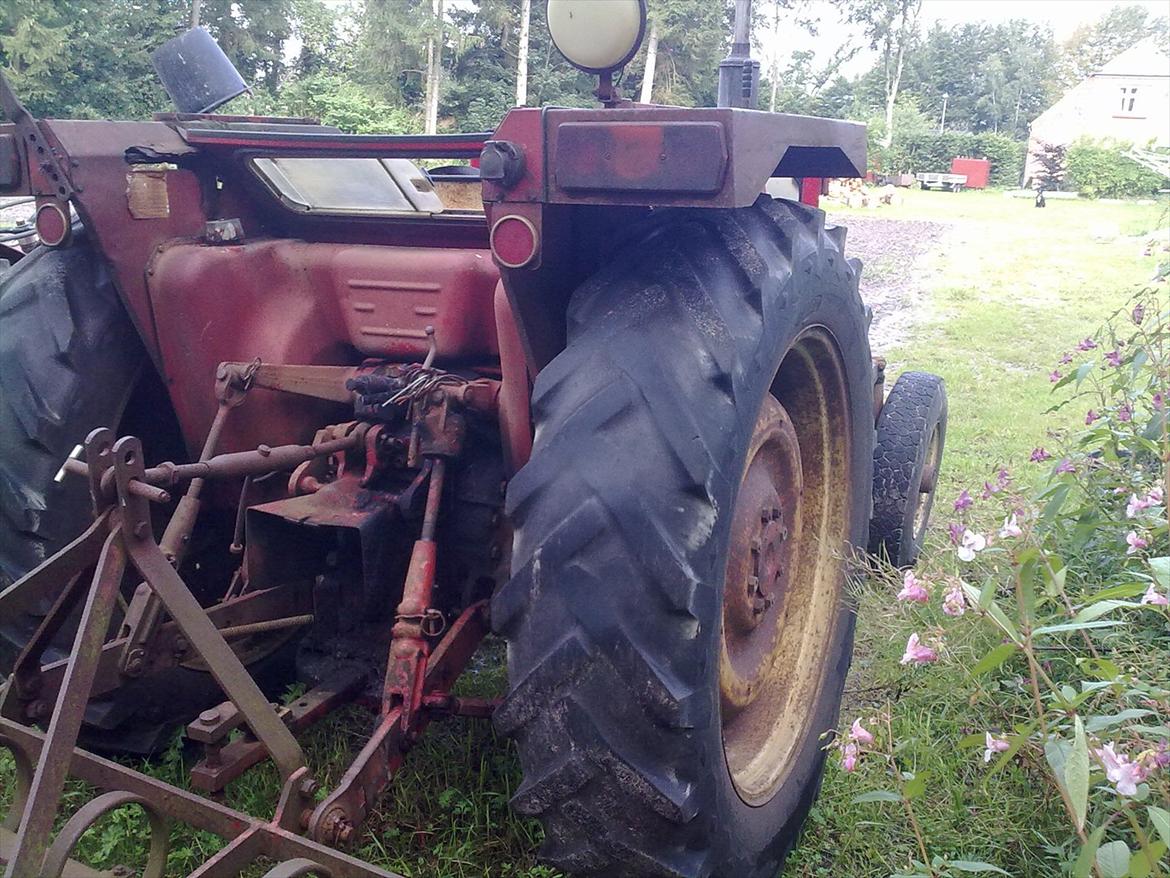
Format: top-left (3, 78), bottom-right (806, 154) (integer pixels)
top-left (0, 230), bottom-right (145, 589)
top-left (0, 232), bottom-right (294, 754)
top-left (493, 198), bottom-right (874, 877)
top-left (869, 371), bottom-right (947, 568)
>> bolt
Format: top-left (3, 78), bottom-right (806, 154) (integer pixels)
top-left (337, 820), bottom-right (355, 845)
top-left (489, 544), bottom-right (502, 561)
top-left (300, 777), bottom-right (320, 798)
top-left (27, 699), bottom-right (49, 720)
top-left (199, 707), bottom-right (222, 724)
top-left (173, 636), bottom-right (189, 656)
top-left (257, 444), bottom-right (272, 456)
top-left (133, 521), bottom-right (149, 539)
top-left (125, 648), bottom-right (147, 676)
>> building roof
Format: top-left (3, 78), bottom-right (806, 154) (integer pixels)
top-left (1096, 38), bottom-right (1170, 78)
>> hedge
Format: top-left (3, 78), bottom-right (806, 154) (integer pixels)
top-left (874, 131), bottom-right (1026, 187)
top-left (1065, 139), bottom-right (1167, 199)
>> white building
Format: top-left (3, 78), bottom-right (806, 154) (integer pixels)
top-left (1024, 38), bottom-right (1170, 184)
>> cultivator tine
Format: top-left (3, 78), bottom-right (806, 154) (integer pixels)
top-left (40, 791), bottom-right (169, 878)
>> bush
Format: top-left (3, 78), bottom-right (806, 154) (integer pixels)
top-left (239, 73), bottom-right (421, 135)
top-left (1066, 138), bottom-right (1168, 199)
top-left (874, 131), bottom-right (1026, 187)
top-left (839, 291), bottom-right (1170, 876)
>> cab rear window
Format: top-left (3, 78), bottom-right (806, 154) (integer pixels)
top-left (251, 157), bottom-right (446, 215)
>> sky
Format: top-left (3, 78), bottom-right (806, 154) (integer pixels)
top-left (769, 0), bottom-right (1170, 77)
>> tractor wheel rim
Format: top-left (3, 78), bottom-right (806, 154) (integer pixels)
top-left (720, 328), bottom-right (853, 806)
top-left (913, 424), bottom-right (942, 542)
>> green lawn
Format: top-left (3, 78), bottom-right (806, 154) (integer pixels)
top-left (785, 187), bottom-right (1167, 878)
top-left (1, 189), bottom-right (1165, 878)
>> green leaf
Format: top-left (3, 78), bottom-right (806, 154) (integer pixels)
top-left (903, 771), bottom-right (929, 800)
top-left (1041, 483), bottom-right (1071, 522)
top-left (1073, 360), bottom-right (1095, 386)
top-left (1067, 716), bottom-right (1089, 832)
top-left (945, 861), bottom-right (1009, 875)
top-left (1074, 825), bottom-right (1106, 878)
top-left (1128, 841), bottom-right (1166, 878)
top-left (1072, 600), bottom-right (1142, 623)
top-left (1032, 620), bottom-right (1124, 636)
top-left (1084, 709), bottom-right (1154, 732)
top-left (970, 642), bottom-right (1017, 676)
top-left (1082, 582), bottom-right (1150, 603)
top-left (962, 582), bottom-right (1021, 643)
top-left (1081, 657), bottom-right (1122, 680)
top-left (1150, 557), bottom-right (1170, 588)
top-left (1096, 840), bottom-right (1131, 878)
top-left (1149, 806), bottom-right (1170, 848)
top-left (851, 790), bottom-right (902, 804)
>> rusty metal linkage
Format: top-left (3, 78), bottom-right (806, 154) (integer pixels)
top-left (0, 358), bottom-right (496, 877)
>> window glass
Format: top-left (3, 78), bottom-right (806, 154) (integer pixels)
top-left (253, 157), bottom-right (416, 213)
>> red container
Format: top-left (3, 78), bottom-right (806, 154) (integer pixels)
top-left (950, 156), bottom-right (990, 189)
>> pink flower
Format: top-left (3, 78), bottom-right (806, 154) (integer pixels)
top-left (850, 718), bottom-right (875, 746)
top-left (996, 468), bottom-right (1011, 489)
top-left (1149, 486), bottom-right (1164, 504)
top-left (942, 582), bottom-right (967, 617)
top-left (1126, 531), bottom-right (1148, 555)
top-left (841, 741), bottom-right (860, 772)
top-left (1059, 351), bottom-right (1073, 365)
top-left (954, 489), bottom-right (973, 511)
top-left (1085, 410), bottom-right (1100, 425)
top-left (1055, 458), bottom-right (1076, 474)
top-left (957, 529), bottom-right (986, 562)
top-left (1118, 404), bottom-right (1133, 422)
top-left (1030, 447), bottom-right (1051, 462)
top-left (1132, 304), bottom-right (1145, 324)
top-left (1077, 337), bottom-right (1097, 351)
top-left (981, 481), bottom-right (997, 499)
top-left (1141, 583), bottom-right (1169, 606)
top-left (1155, 392), bottom-right (1166, 411)
top-left (999, 514), bottom-right (1023, 538)
top-left (900, 633), bottom-right (938, 666)
top-left (1049, 370), bottom-right (1062, 383)
top-left (1096, 743), bottom-right (1148, 797)
top-left (1105, 349), bottom-right (1122, 367)
top-left (948, 522), bottom-right (965, 545)
top-left (1126, 493), bottom-right (1152, 518)
top-left (983, 732), bottom-right (1010, 763)
top-left (1155, 741), bottom-right (1170, 769)
top-left (897, 571), bottom-right (930, 603)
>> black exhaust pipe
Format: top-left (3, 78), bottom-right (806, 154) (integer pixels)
top-left (151, 26), bottom-right (249, 115)
top-left (717, 0), bottom-right (759, 109)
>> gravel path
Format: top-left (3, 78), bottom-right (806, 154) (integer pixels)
top-left (827, 213), bottom-right (952, 352)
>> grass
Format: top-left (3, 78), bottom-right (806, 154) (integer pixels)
top-left (785, 187), bottom-right (1167, 878)
top-left (1, 188), bottom-right (1166, 877)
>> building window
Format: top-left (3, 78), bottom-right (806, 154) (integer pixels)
top-left (1119, 86), bottom-right (1138, 114)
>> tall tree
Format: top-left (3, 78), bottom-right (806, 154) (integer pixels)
top-left (849, 0), bottom-right (921, 148)
top-left (640, 18), bottom-right (659, 103)
top-left (424, 0), bottom-right (444, 133)
top-left (515, 0), bottom-right (530, 105)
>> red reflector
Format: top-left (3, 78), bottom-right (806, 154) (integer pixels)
top-left (35, 202), bottom-right (70, 247)
top-left (490, 215), bottom-right (538, 269)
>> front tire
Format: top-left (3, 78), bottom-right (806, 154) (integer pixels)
top-left (493, 198), bottom-right (875, 877)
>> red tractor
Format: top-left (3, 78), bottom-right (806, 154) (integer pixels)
top-left (0, 2), bottom-right (946, 876)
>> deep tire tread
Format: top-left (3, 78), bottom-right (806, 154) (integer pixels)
top-left (495, 198), bottom-right (874, 876)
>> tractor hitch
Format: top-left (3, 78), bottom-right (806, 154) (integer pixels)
top-left (0, 359), bottom-right (497, 877)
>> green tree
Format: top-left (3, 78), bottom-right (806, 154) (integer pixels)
top-left (0, 0), bottom-right (186, 119)
top-left (1058, 3), bottom-right (1170, 89)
